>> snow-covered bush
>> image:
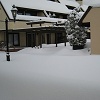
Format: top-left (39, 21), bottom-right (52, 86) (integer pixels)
top-left (65, 7), bottom-right (87, 47)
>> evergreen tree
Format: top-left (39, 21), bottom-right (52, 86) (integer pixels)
top-left (65, 7), bottom-right (88, 47)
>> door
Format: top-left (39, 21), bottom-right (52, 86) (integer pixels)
top-left (47, 34), bottom-right (51, 44)
top-left (27, 33), bottom-right (35, 47)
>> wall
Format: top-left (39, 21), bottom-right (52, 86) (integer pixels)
top-left (90, 8), bottom-right (100, 54)
top-left (0, 4), bottom-right (6, 42)
top-left (9, 21), bottom-right (28, 29)
top-left (0, 4), bottom-right (7, 30)
top-left (0, 32), bottom-right (5, 41)
top-left (83, 7), bottom-right (100, 54)
top-left (20, 32), bottom-right (26, 47)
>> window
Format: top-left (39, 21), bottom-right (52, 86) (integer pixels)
top-left (25, 9), bottom-right (38, 16)
top-left (66, 5), bottom-right (75, 10)
top-left (62, 14), bottom-right (68, 19)
top-left (14, 34), bottom-right (19, 45)
top-left (76, 0), bottom-right (82, 1)
top-left (9, 33), bottom-right (19, 46)
top-left (47, 11), bottom-right (60, 18)
top-left (48, 0), bottom-right (55, 1)
top-left (17, 7), bottom-right (25, 15)
top-left (17, 7), bottom-right (44, 16)
top-left (47, 0), bottom-right (60, 3)
top-left (57, 33), bottom-right (64, 43)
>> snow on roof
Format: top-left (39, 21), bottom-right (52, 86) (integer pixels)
top-left (58, 0), bottom-right (80, 7)
top-left (17, 15), bottom-right (67, 23)
top-left (81, 5), bottom-right (89, 11)
top-left (83, 0), bottom-right (100, 7)
top-left (0, 0), bottom-right (70, 20)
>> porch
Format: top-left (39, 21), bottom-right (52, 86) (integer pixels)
top-left (0, 25), bottom-right (67, 49)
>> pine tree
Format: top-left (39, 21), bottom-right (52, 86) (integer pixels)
top-left (65, 7), bottom-right (87, 48)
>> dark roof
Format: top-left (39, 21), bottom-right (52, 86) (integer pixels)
top-left (78, 6), bottom-right (92, 27)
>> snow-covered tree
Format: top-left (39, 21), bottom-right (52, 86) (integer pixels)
top-left (65, 7), bottom-right (88, 48)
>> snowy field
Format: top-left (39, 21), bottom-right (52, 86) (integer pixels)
top-left (0, 39), bottom-right (100, 100)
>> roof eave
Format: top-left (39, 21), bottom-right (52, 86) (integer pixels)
top-left (78, 6), bottom-right (92, 27)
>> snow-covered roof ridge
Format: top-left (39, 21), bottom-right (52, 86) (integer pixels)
top-left (0, 0), bottom-right (70, 20)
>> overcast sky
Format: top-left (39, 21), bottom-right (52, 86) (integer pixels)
top-left (83, 0), bottom-right (100, 7)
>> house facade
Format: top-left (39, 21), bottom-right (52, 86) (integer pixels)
top-left (0, 0), bottom-right (80, 48)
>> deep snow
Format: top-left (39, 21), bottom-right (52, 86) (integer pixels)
top-left (0, 40), bottom-right (100, 100)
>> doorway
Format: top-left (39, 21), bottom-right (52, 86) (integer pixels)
top-left (27, 33), bottom-right (36, 47)
top-left (47, 34), bottom-right (51, 44)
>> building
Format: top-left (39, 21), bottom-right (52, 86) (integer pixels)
top-left (0, 0), bottom-right (80, 48)
top-left (79, 0), bottom-right (100, 54)
top-left (0, 0), bottom-right (68, 48)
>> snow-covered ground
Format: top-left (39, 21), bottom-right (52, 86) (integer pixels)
top-left (0, 39), bottom-right (100, 100)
